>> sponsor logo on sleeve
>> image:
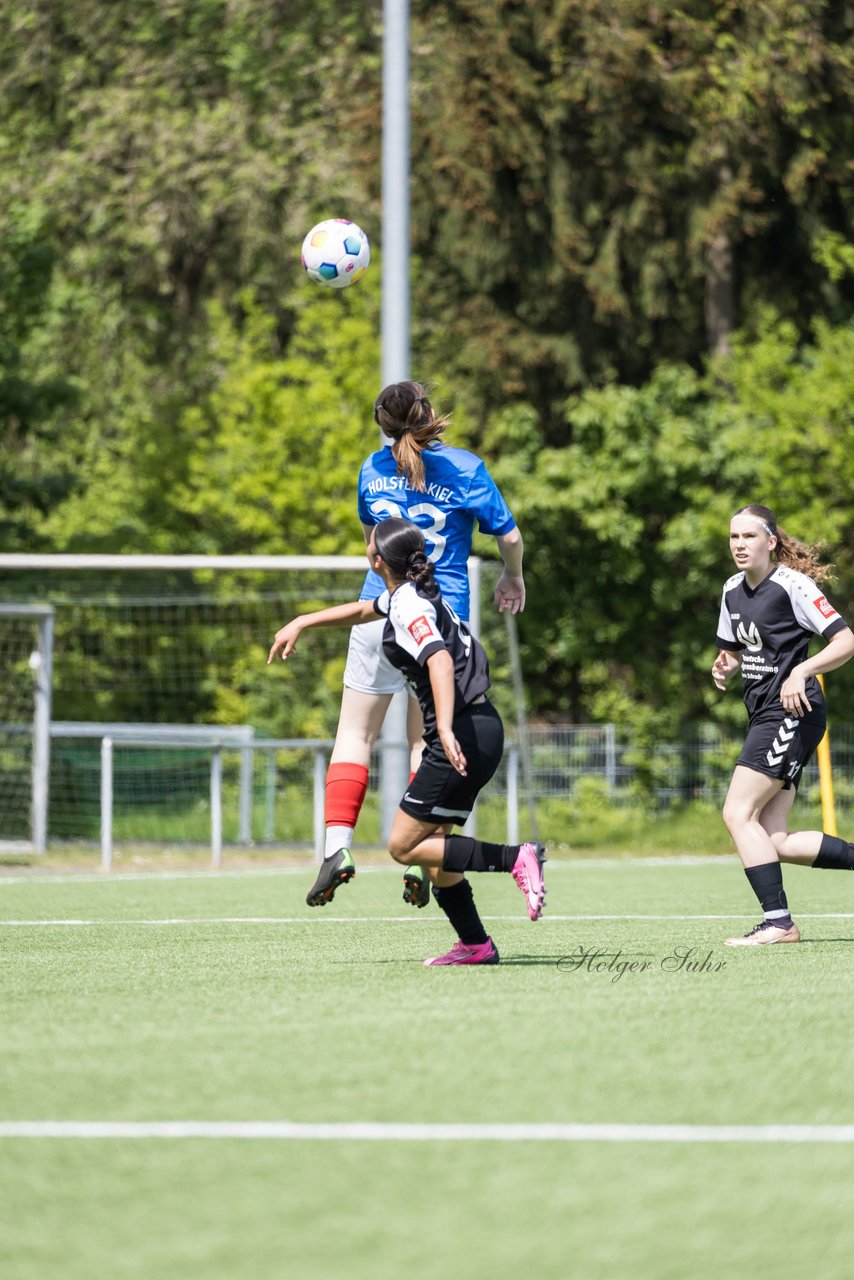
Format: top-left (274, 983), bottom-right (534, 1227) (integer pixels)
top-left (814, 596), bottom-right (838, 620)
top-left (408, 615), bottom-right (436, 645)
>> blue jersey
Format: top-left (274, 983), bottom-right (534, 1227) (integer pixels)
top-left (357, 442), bottom-right (516, 619)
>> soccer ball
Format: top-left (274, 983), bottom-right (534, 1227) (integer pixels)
top-left (300, 219), bottom-right (370, 289)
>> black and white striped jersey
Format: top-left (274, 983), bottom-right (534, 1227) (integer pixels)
top-left (373, 582), bottom-right (491, 739)
top-left (715, 566), bottom-right (848, 718)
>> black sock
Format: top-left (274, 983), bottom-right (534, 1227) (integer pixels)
top-left (433, 879), bottom-right (488, 946)
top-left (442, 835), bottom-right (517, 873)
top-left (813, 834), bottom-right (854, 870)
top-left (745, 862), bottom-right (791, 922)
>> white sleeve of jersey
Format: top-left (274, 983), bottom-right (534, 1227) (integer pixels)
top-left (716, 587), bottom-right (737, 646)
top-left (373, 589), bottom-right (391, 617)
top-left (389, 586), bottom-right (443, 663)
top-left (781, 570), bottom-right (843, 637)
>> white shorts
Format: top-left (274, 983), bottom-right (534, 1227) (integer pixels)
top-left (343, 618), bottom-right (409, 695)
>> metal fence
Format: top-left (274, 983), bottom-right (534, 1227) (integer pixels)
top-left (46, 722), bottom-right (854, 867)
top-left (2, 567), bottom-right (852, 856)
top-left (521, 723), bottom-right (854, 811)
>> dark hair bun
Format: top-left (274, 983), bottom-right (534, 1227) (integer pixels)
top-left (407, 554), bottom-right (439, 597)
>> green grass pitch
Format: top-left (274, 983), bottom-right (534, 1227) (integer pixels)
top-left (2, 856), bottom-right (854, 1279)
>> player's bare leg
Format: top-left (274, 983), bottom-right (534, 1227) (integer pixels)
top-left (722, 767), bottom-right (800, 945)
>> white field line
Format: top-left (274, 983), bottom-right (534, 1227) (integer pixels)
top-left (0, 857), bottom-right (737, 886)
top-left (2, 912), bottom-right (854, 927)
top-left (2, 1121), bottom-right (854, 1143)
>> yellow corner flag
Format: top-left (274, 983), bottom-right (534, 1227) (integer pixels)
top-left (817, 674), bottom-right (837, 836)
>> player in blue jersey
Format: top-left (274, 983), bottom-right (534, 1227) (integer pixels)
top-left (308, 380), bottom-right (526, 912)
top-left (269, 518), bottom-right (545, 965)
top-left (712, 504), bottom-right (854, 946)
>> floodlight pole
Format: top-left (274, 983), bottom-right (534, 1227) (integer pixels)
top-left (381, 0), bottom-right (410, 380)
top-left (379, 0), bottom-right (412, 842)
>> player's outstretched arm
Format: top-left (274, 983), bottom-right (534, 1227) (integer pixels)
top-left (493, 527), bottom-right (525, 615)
top-left (268, 600), bottom-right (377, 663)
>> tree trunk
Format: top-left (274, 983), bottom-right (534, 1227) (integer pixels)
top-left (704, 229), bottom-right (736, 358)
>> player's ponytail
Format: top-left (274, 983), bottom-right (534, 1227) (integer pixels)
top-left (735, 504), bottom-right (834, 584)
top-left (374, 517), bottom-right (440, 597)
top-left (373, 380), bottom-right (450, 493)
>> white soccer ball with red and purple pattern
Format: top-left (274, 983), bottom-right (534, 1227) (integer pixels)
top-left (300, 219), bottom-right (370, 289)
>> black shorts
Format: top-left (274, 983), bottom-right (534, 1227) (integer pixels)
top-left (399, 700), bottom-right (505, 826)
top-left (736, 710), bottom-right (826, 790)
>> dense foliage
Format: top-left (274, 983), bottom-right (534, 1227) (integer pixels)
top-left (1, 0), bottom-right (852, 732)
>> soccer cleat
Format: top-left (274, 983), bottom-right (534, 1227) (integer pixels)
top-left (423, 937), bottom-right (499, 967)
top-left (511, 841), bottom-right (547, 921)
top-left (306, 849), bottom-right (355, 907)
top-left (724, 919), bottom-right (802, 946)
top-left (402, 867), bottom-right (431, 909)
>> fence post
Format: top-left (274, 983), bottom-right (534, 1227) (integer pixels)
top-left (506, 744), bottom-right (519, 845)
top-left (32, 610), bottom-right (54, 854)
top-left (313, 750), bottom-right (326, 861)
top-left (605, 723), bottom-right (617, 790)
top-left (210, 747), bottom-right (223, 867)
top-left (100, 737), bottom-right (113, 872)
top-left (264, 750), bottom-right (276, 841)
top-left (380, 697), bottom-right (408, 842)
top-left (238, 744), bottom-right (253, 844)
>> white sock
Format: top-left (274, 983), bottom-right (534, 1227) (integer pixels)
top-left (325, 826), bottom-right (353, 859)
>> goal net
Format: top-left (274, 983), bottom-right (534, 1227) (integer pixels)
top-left (0, 605), bottom-right (53, 852)
top-left (0, 556), bottom-right (516, 855)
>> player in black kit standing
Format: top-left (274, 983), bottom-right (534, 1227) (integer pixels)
top-left (712, 505), bottom-right (854, 945)
top-left (268, 517), bottom-right (546, 966)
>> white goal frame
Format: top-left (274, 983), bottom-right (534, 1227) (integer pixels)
top-left (0, 554), bottom-right (484, 853)
top-left (0, 555), bottom-right (482, 637)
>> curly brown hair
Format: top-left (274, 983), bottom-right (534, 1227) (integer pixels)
top-left (735, 504), bottom-right (834, 584)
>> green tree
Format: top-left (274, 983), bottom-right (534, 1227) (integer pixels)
top-left (175, 276), bottom-right (381, 556)
top-left (487, 314), bottom-right (854, 731)
top-left (0, 202), bottom-right (78, 547)
top-left (487, 363), bottom-right (731, 734)
top-left (0, 0), bottom-right (382, 552)
top-left (2, 0), bottom-right (853, 742)
top-left (411, 0), bottom-right (854, 428)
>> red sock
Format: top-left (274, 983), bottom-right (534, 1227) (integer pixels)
top-left (325, 762), bottom-right (369, 828)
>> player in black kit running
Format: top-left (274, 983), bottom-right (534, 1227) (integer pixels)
top-left (712, 505), bottom-right (854, 946)
top-left (268, 518), bottom-right (546, 966)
